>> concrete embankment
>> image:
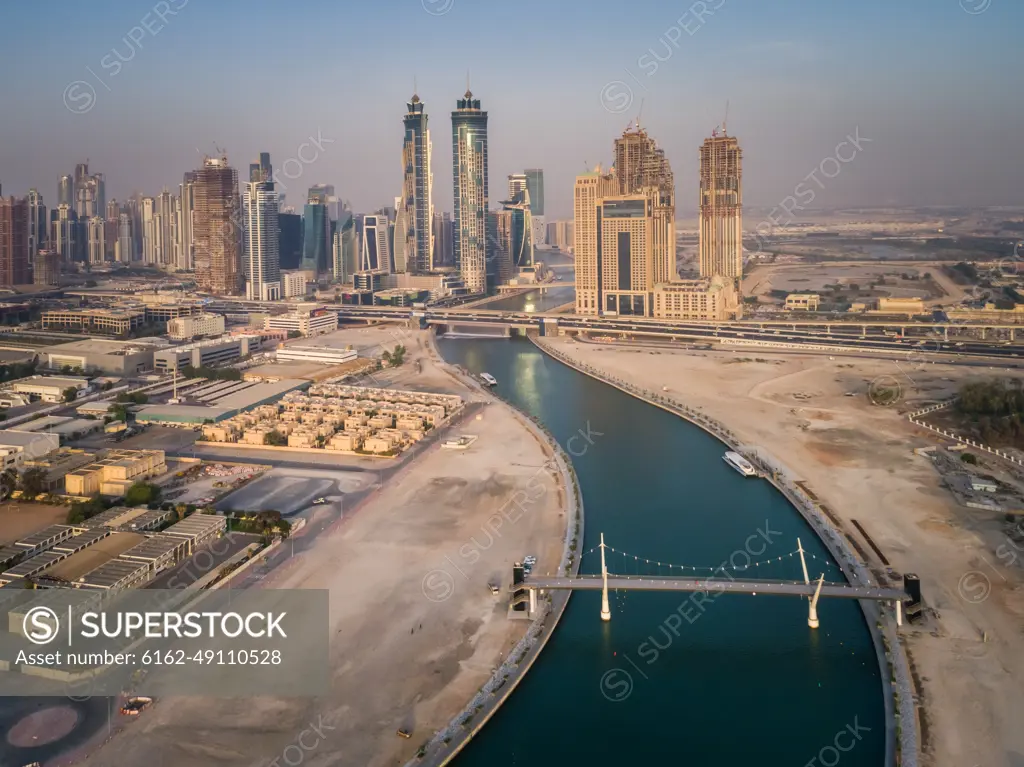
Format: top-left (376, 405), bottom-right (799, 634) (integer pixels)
top-left (404, 334), bottom-right (585, 767)
top-left (529, 333), bottom-right (918, 767)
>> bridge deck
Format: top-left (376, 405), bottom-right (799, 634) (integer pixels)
top-left (520, 574), bottom-right (906, 601)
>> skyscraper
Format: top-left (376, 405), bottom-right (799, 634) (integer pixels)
top-left (73, 163), bottom-right (104, 220)
top-left (574, 168), bottom-right (619, 315)
top-left (278, 212), bottom-right (304, 270)
top-left (360, 214), bottom-right (391, 272)
top-left (141, 196), bottom-right (157, 264)
top-left (87, 216), bottom-right (106, 264)
top-left (58, 175), bottom-right (74, 208)
top-left (398, 93), bottom-right (434, 274)
top-left (302, 195), bottom-right (331, 275)
top-left (155, 190), bottom-right (176, 268)
top-left (614, 123), bottom-right (675, 285)
top-left (116, 213), bottom-right (134, 263)
top-left (193, 154), bottom-right (242, 295)
top-left (332, 209), bottom-right (357, 284)
top-left (177, 172), bottom-right (196, 270)
top-left (698, 130), bottom-right (743, 280)
top-left (51, 203), bottom-right (78, 263)
top-left (249, 152), bottom-right (272, 183)
top-left (26, 189), bottom-right (46, 256)
top-left (243, 176), bottom-right (281, 300)
top-left (0, 195), bottom-right (30, 286)
top-left (524, 169), bottom-right (544, 216)
top-left (507, 173), bottom-right (527, 203)
top-left (33, 250), bottom-right (60, 286)
top-left (451, 89), bottom-right (489, 294)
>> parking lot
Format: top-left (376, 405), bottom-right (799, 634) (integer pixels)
top-left (215, 467), bottom-right (378, 515)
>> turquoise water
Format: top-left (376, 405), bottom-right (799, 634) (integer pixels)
top-left (439, 337), bottom-right (884, 766)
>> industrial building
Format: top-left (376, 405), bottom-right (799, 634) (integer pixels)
top-left (785, 294), bottom-right (821, 311)
top-left (167, 313), bottom-right (226, 340)
top-left (134, 378), bottom-right (308, 425)
top-left (5, 375), bottom-right (90, 403)
top-left (41, 308), bottom-right (146, 335)
top-left (64, 449), bottom-right (167, 496)
top-left (159, 514), bottom-right (226, 553)
top-left (47, 338), bottom-right (157, 375)
top-left (263, 307), bottom-right (338, 337)
top-left (274, 346), bottom-right (358, 365)
top-left (0, 430), bottom-right (61, 470)
top-left (153, 335), bottom-right (263, 373)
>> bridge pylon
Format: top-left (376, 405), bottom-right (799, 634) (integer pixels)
top-left (808, 573), bottom-right (825, 629)
top-left (600, 533), bottom-right (611, 621)
top-left (797, 538), bottom-right (810, 586)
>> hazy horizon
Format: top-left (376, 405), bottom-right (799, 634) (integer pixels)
top-left (1, 0), bottom-right (1022, 220)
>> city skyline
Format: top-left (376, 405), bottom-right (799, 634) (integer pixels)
top-left (2, 1), bottom-right (1022, 219)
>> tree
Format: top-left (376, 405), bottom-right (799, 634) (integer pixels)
top-left (264, 430), bottom-right (288, 446)
top-left (19, 467), bottom-right (48, 499)
top-left (382, 345), bottom-right (407, 367)
top-left (124, 482), bottom-right (160, 507)
top-left (62, 387), bottom-right (78, 403)
top-left (287, 330), bottom-right (302, 339)
top-left (0, 469), bottom-right (17, 501)
top-left (110, 404), bottom-right (128, 422)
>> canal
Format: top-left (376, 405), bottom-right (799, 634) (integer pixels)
top-left (438, 335), bottom-right (884, 766)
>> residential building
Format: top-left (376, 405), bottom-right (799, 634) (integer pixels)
top-left (451, 89), bottom-right (489, 294)
top-left (58, 174), bottom-right (74, 208)
top-left (652, 277), bottom-right (742, 321)
top-left (525, 169), bottom-right (544, 216)
top-left (155, 189), bottom-right (176, 268)
top-left (167, 313), bottom-right (226, 340)
top-left (115, 212), bottom-right (134, 263)
top-left (249, 151), bottom-right (272, 183)
top-left (51, 203), bottom-right (78, 263)
top-left (332, 211), bottom-right (357, 283)
top-left (242, 175), bottom-right (282, 300)
top-left (432, 212), bottom-right (453, 267)
top-left (177, 171), bottom-right (196, 270)
top-left (281, 270), bottom-right (310, 298)
top-left (698, 130), bottom-right (743, 280)
top-left (0, 195), bottom-right (30, 286)
top-left (141, 196), bottom-right (157, 264)
top-left (193, 154), bottom-right (242, 295)
top-left (507, 173), bottom-right (527, 203)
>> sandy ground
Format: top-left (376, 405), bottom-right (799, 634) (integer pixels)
top-left (540, 335), bottom-right (1024, 767)
top-left (0, 501), bottom-right (69, 544)
top-left (78, 328), bottom-right (566, 767)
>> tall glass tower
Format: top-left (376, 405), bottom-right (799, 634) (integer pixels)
top-left (399, 93), bottom-right (433, 273)
top-left (451, 90), bottom-right (488, 294)
top-left (243, 174), bottom-right (281, 301)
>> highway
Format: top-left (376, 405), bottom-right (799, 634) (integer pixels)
top-left (521, 574), bottom-right (907, 601)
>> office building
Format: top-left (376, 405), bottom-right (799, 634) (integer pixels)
top-left (193, 154), bottom-right (242, 295)
top-left (360, 214), bottom-right (391, 272)
top-left (0, 195), bottom-right (30, 286)
top-left (33, 249), bottom-right (60, 286)
top-left (573, 168), bottom-right (619, 314)
top-left (153, 336), bottom-right (262, 373)
top-left (451, 89), bottom-right (489, 294)
top-left (42, 308), bottom-right (145, 335)
top-left (281, 270), bottom-right (310, 298)
top-left (87, 216), bottom-right (106, 264)
top-left (26, 189), bottom-right (46, 256)
top-left (302, 195), bottom-right (330, 275)
top-left (279, 211), bottom-right (303, 270)
top-left (432, 212), bottom-right (454, 267)
top-left (487, 211), bottom-right (515, 286)
top-left (546, 220), bottom-right (574, 250)
top-left (332, 211), bottom-right (357, 283)
top-left (397, 93), bottom-right (434, 274)
top-left (698, 130), bottom-right (743, 280)
top-left (242, 176), bottom-right (281, 300)
top-left (593, 195), bottom-right (659, 316)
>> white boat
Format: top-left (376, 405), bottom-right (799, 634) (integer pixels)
top-left (480, 373), bottom-right (497, 386)
top-left (723, 451), bottom-right (757, 477)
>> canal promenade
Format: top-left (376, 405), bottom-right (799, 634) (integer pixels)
top-left (530, 333), bottom-right (919, 767)
top-left (405, 335), bottom-right (585, 767)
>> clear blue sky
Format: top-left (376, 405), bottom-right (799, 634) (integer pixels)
top-left (1, 0), bottom-right (1021, 219)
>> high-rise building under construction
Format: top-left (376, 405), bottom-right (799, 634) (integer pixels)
top-left (698, 130), bottom-right (743, 280)
top-left (193, 154), bottom-right (242, 295)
